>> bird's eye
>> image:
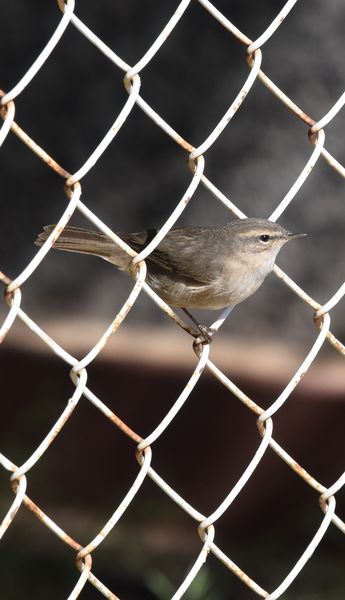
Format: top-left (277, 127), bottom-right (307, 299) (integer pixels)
top-left (259, 234), bottom-right (270, 244)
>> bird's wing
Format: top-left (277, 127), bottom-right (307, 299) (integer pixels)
top-left (125, 227), bottom-right (217, 286)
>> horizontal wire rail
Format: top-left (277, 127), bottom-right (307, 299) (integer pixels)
top-left (1, 0), bottom-right (344, 598)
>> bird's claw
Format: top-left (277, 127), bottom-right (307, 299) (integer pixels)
top-left (198, 324), bottom-right (216, 344)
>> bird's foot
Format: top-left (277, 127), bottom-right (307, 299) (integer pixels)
top-left (198, 324), bottom-right (216, 344)
top-left (181, 308), bottom-right (216, 344)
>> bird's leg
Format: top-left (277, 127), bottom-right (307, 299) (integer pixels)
top-left (182, 305), bottom-right (235, 344)
top-left (182, 308), bottom-right (215, 344)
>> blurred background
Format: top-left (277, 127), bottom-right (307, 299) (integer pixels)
top-left (0, 1), bottom-right (344, 598)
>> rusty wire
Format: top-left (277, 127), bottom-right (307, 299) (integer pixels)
top-left (0, 0), bottom-right (344, 598)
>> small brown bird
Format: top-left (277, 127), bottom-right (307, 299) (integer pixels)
top-left (36, 218), bottom-right (305, 340)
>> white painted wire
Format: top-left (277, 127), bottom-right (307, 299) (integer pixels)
top-left (0, 100), bottom-right (15, 146)
top-left (0, 1), bottom-right (344, 598)
top-left (0, 0), bottom-right (76, 105)
top-left (247, 0), bottom-right (299, 53)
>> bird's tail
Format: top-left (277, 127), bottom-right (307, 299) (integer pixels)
top-left (35, 225), bottom-right (130, 268)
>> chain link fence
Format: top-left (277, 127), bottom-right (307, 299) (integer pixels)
top-left (1, 1), bottom-right (344, 598)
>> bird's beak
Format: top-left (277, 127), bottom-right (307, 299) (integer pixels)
top-left (287, 232), bottom-right (307, 240)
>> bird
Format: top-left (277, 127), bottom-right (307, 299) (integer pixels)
top-left (35, 218), bottom-right (305, 341)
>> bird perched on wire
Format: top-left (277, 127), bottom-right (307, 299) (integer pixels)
top-left (35, 218), bottom-right (305, 341)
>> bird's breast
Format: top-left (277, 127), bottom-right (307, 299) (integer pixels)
top-left (145, 252), bottom-right (275, 310)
